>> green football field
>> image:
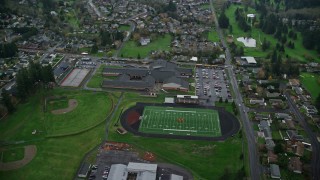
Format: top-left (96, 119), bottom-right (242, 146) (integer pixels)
top-left (139, 106), bottom-right (221, 137)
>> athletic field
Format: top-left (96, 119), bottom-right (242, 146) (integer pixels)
top-left (139, 106), bottom-right (221, 137)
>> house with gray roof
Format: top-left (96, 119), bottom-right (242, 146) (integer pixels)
top-left (270, 164), bottom-right (281, 179)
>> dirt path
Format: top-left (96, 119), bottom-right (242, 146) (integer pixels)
top-left (51, 99), bottom-right (78, 115)
top-left (0, 145), bottom-right (37, 171)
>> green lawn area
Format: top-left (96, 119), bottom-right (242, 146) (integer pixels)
top-left (66, 10), bottom-right (80, 29)
top-left (45, 90), bottom-right (113, 136)
top-left (87, 65), bottom-right (122, 88)
top-left (108, 93), bottom-right (245, 179)
top-left (1, 147), bottom-right (25, 163)
top-left (208, 28), bottom-right (220, 42)
top-left (140, 106), bottom-right (221, 137)
top-left (47, 99), bottom-right (68, 111)
top-left (225, 5), bottom-right (320, 62)
top-left (300, 72), bottom-right (320, 101)
top-left (200, 3), bottom-right (210, 9)
top-left (215, 102), bottom-right (234, 114)
top-left (118, 25), bottom-right (130, 31)
top-left (120, 34), bottom-right (172, 58)
top-left (0, 89), bottom-right (113, 180)
top-left (0, 123), bottom-right (105, 180)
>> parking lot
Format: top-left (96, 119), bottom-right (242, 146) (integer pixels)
top-left (195, 67), bottom-right (232, 104)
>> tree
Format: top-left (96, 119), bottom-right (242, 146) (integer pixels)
top-left (218, 12), bottom-right (229, 29)
top-left (225, 98), bottom-right (228, 103)
top-left (165, 0), bottom-right (177, 12)
top-left (274, 143), bottom-right (284, 154)
top-left (0, 42), bottom-right (18, 58)
top-left (91, 43), bottom-right (98, 54)
top-left (2, 89), bottom-right (15, 113)
top-left (219, 97), bottom-right (223, 103)
top-left (316, 93), bottom-right (320, 114)
top-left (229, 25), bottom-right (233, 34)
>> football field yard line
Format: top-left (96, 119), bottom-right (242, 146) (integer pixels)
top-left (165, 110), bottom-right (196, 113)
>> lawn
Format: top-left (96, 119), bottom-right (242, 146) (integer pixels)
top-left (108, 92), bottom-right (245, 179)
top-left (300, 72), bottom-right (320, 101)
top-left (1, 147), bottom-right (25, 163)
top-left (0, 93), bottom-right (47, 142)
top-left (44, 90), bottom-right (113, 136)
top-left (140, 106), bottom-right (221, 137)
top-left (120, 34), bottom-right (172, 58)
top-left (0, 89), bottom-right (113, 180)
top-left (87, 64), bottom-right (122, 88)
top-left (0, 123), bottom-right (105, 180)
top-left (200, 3), bottom-right (210, 9)
top-left (47, 99), bottom-right (68, 111)
top-left (208, 28), bottom-right (220, 42)
top-left (225, 5), bottom-right (320, 62)
top-left (118, 25), bottom-right (130, 31)
top-left (215, 102), bottom-right (234, 114)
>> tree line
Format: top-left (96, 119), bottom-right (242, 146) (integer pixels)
top-left (16, 62), bottom-right (55, 100)
top-left (1, 62), bottom-right (55, 115)
top-left (0, 42), bottom-right (18, 58)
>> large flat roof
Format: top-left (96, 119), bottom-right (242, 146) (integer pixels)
top-left (241, 56), bottom-right (257, 64)
top-left (127, 162), bottom-right (157, 173)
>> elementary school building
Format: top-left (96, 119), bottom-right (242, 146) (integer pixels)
top-left (102, 60), bottom-right (192, 92)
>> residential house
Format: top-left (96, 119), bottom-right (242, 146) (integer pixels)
top-left (292, 86), bottom-right (303, 95)
top-left (293, 141), bottom-right (305, 157)
top-left (267, 151), bottom-right (278, 164)
top-left (270, 164), bottom-right (281, 179)
top-left (249, 98), bottom-right (265, 105)
top-left (286, 130), bottom-right (304, 142)
top-left (288, 157), bottom-right (302, 174)
top-left (288, 79), bottom-right (300, 87)
top-left (266, 139), bottom-right (276, 151)
top-left (303, 104), bottom-right (318, 115)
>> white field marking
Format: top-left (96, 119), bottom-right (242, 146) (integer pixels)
top-left (165, 110), bottom-right (196, 113)
top-left (163, 129), bottom-right (197, 132)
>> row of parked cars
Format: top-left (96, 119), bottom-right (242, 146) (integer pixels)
top-left (89, 164), bottom-right (110, 180)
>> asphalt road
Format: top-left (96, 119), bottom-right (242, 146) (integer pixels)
top-left (285, 92), bottom-right (320, 180)
top-left (209, 1), bottom-right (261, 179)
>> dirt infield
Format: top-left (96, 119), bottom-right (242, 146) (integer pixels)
top-left (51, 99), bottom-right (78, 115)
top-left (0, 145), bottom-right (37, 171)
top-left (121, 103), bottom-right (240, 141)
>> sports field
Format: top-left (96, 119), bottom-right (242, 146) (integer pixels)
top-left (139, 106), bottom-right (221, 137)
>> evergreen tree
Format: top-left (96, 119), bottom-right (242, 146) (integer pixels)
top-left (91, 43), bottom-right (98, 54)
top-left (316, 94), bottom-right (320, 114)
top-left (2, 89), bottom-right (15, 113)
top-left (218, 12), bottom-right (229, 29)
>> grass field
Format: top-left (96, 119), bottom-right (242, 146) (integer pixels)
top-left (300, 72), bottom-right (320, 101)
top-left (108, 92), bottom-right (245, 179)
top-left (0, 89), bottom-right (114, 180)
top-left (225, 5), bottom-right (320, 62)
top-left (139, 106), bottom-right (221, 137)
top-left (87, 64), bottom-right (122, 88)
top-left (45, 91), bottom-right (113, 136)
top-left (1, 147), bottom-right (25, 163)
top-left (118, 25), bottom-right (130, 31)
top-left (48, 99), bottom-right (68, 111)
top-left (120, 34), bottom-right (172, 58)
